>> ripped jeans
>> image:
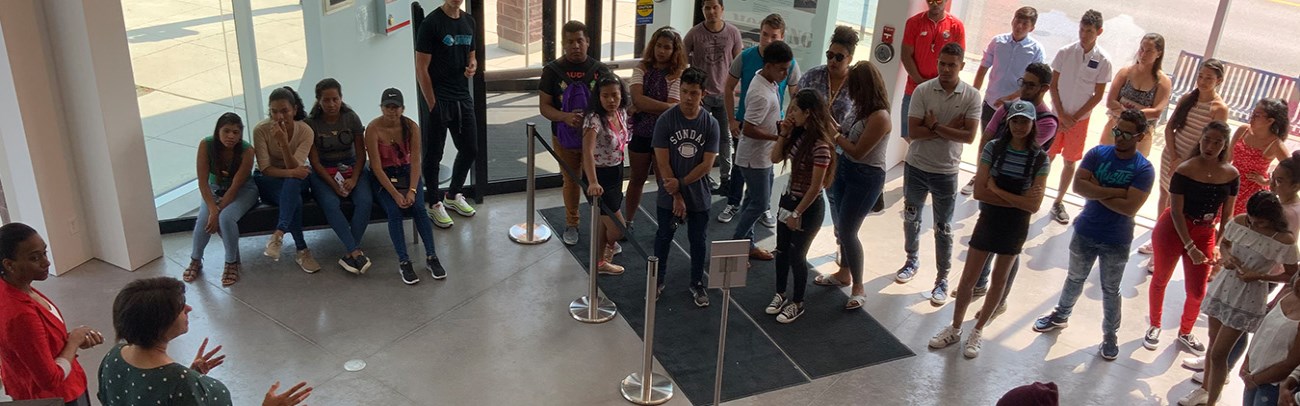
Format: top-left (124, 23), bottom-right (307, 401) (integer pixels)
top-left (902, 163), bottom-right (957, 284)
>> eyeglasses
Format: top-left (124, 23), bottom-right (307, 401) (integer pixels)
top-left (1251, 111), bottom-right (1269, 120)
top-left (826, 51), bottom-right (847, 62)
top-left (1017, 78), bottom-right (1041, 89)
top-left (1112, 127), bottom-right (1141, 141)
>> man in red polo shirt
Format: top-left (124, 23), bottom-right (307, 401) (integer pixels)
top-left (901, 0), bottom-right (965, 138)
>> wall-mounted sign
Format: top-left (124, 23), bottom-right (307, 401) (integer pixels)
top-left (636, 0), bottom-right (653, 26)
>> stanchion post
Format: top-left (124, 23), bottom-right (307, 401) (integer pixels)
top-left (570, 201), bottom-right (616, 323)
top-left (713, 257), bottom-right (734, 406)
top-left (509, 123), bottom-right (552, 244)
top-left (621, 256), bottom-right (673, 405)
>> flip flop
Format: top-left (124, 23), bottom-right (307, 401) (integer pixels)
top-left (813, 273), bottom-right (848, 287)
top-left (845, 295), bottom-right (867, 310)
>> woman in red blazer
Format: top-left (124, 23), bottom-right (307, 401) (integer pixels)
top-left (0, 223), bottom-right (104, 405)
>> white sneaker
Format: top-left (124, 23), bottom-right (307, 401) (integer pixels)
top-left (443, 193), bottom-right (476, 217)
top-left (1142, 258), bottom-right (1154, 274)
top-left (960, 179), bottom-right (976, 196)
top-left (1177, 387), bottom-right (1208, 406)
top-left (760, 210), bottom-right (777, 228)
top-left (611, 242), bottom-right (622, 256)
top-left (928, 325), bottom-right (962, 349)
top-left (717, 204), bottom-right (739, 223)
top-left (963, 329), bottom-right (983, 358)
top-left (1182, 356), bottom-right (1206, 371)
top-left (1191, 371), bottom-right (1204, 384)
top-left (1138, 242), bottom-right (1154, 255)
top-left (427, 202), bottom-right (454, 228)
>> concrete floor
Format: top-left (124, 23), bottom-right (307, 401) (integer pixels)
top-left (18, 165), bottom-right (1244, 405)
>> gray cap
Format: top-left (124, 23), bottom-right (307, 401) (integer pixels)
top-left (1006, 100), bottom-right (1037, 121)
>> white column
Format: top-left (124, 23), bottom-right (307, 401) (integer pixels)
top-left (0, 0), bottom-right (163, 274)
top-left (870, 1), bottom-right (928, 169)
top-left (0, 0), bottom-right (95, 274)
top-left (1204, 0), bottom-right (1233, 59)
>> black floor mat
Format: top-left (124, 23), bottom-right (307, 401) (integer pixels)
top-left (540, 191), bottom-right (914, 404)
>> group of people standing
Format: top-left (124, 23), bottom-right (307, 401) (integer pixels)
top-left (540, 0), bottom-right (1299, 404)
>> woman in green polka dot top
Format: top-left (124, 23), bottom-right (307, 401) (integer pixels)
top-left (97, 277), bottom-right (311, 405)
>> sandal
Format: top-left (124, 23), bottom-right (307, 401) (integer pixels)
top-left (183, 259), bottom-right (202, 283)
top-left (813, 273), bottom-right (848, 287)
top-left (221, 262), bottom-right (241, 287)
top-left (845, 295), bottom-right (867, 310)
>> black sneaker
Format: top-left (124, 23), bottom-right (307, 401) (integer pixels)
top-left (1101, 336), bottom-right (1119, 360)
top-left (339, 256), bottom-right (363, 275)
top-left (399, 261), bottom-right (420, 285)
top-left (1143, 326), bottom-right (1160, 350)
top-left (1032, 311), bottom-right (1070, 333)
top-left (355, 254), bottom-right (372, 274)
top-left (690, 285), bottom-right (710, 307)
top-left (777, 302), bottom-right (805, 324)
top-left (1178, 334), bottom-right (1206, 356)
top-left (426, 256), bottom-right (447, 280)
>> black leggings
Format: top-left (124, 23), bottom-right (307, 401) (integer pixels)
top-left (775, 194), bottom-right (825, 303)
top-left (423, 99), bottom-right (478, 203)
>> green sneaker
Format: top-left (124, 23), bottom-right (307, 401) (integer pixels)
top-left (427, 202), bottom-right (454, 228)
top-left (444, 193), bottom-right (476, 217)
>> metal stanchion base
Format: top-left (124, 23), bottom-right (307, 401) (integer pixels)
top-left (620, 372), bottom-right (674, 405)
top-left (569, 295), bottom-right (617, 323)
top-left (508, 223), bottom-right (552, 244)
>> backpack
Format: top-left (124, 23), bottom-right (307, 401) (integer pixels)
top-left (548, 62), bottom-right (602, 149)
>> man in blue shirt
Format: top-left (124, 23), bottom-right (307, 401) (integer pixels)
top-left (1031, 109), bottom-right (1154, 361)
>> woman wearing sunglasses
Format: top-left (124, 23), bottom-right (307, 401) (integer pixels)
top-left (305, 78), bottom-right (375, 275)
top-left (798, 25), bottom-right (868, 271)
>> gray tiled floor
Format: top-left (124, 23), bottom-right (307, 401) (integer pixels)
top-left (29, 167), bottom-right (1242, 405)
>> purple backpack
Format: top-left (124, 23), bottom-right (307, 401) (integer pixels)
top-left (549, 63), bottom-right (600, 149)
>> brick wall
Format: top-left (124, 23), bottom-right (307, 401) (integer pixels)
top-left (497, 0), bottom-right (542, 53)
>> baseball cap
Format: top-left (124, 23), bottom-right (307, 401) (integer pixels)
top-left (996, 382), bottom-right (1059, 406)
top-left (1006, 100), bottom-right (1037, 121)
top-left (381, 88), bottom-right (404, 107)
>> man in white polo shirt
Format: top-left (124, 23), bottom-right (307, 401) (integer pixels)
top-left (1047, 9), bottom-right (1112, 224)
top-left (896, 42), bottom-right (983, 305)
top-left (730, 41), bottom-right (794, 261)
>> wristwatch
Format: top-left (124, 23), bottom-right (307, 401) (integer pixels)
top-left (790, 211), bottom-right (800, 219)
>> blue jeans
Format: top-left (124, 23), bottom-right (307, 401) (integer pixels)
top-left (725, 158), bottom-right (749, 206)
top-left (829, 157), bottom-right (885, 284)
top-left (1055, 233), bottom-right (1130, 337)
top-left (730, 166), bottom-right (773, 247)
top-left (308, 167), bottom-right (374, 253)
top-left (654, 207), bottom-right (709, 287)
top-left (254, 173), bottom-right (309, 250)
top-left (902, 163), bottom-right (957, 282)
top-left (900, 94), bottom-right (912, 138)
top-left (375, 177), bottom-right (436, 262)
top-left (191, 181), bottom-right (259, 263)
top-left (1243, 382), bottom-right (1279, 406)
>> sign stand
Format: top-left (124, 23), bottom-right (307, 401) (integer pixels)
top-left (707, 240), bottom-right (750, 406)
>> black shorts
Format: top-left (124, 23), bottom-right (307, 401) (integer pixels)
top-left (628, 135), bottom-right (654, 154)
top-left (594, 165), bottom-right (624, 215)
top-left (969, 204), bottom-right (1031, 255)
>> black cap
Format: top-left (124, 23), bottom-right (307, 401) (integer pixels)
top-left (381, 88), bottom-right (404, 107)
